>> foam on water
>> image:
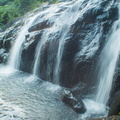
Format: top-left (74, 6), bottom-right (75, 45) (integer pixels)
top-left (45, 82), bottom-right (61, 92)
top-left (23, 75), bottom-right (39, 83)
top-left (79, 99), bottom-right (108, 120)
top-left (0, 65), bottom-right (16, 76)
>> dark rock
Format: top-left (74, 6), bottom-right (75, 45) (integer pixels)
top-left (20, 31), bottom-right (43, 73)
top-left (109, 57), bottom-right (120, 106)
top-left (108, 90), bottom-right (120, 116)
top-left (0, 39), bottom-right (3, 49)
top-left (28, 20), bottom-right (54, 32)
top-left (71, 82), bottom-right (88, 97)
top-left (61, 89), bottom-right (86, 114)
top-left (3, 38), bottom-right (12, 52)
top-left (25, 34), bottom-right (30, 40)
top-left (82, 7), bottom-right (104, 23)
top-left (3, 29), bottom-right (15, 40)
top-left (108, 7), bottom-right (118, 21)
top-left (0, 49), bottom-right (8, 63)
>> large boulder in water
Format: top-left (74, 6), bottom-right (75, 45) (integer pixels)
top-left (61, 89), bottom-right (86, 114)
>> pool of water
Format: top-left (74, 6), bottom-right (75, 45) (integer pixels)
top-left (0, 64), bottom-right (108, 120)
top-left (0, 64), bottom-right (79, 120)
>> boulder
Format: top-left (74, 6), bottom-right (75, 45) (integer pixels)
top-left (20, 31), bottom-right (43, 73)
top-left (28, 20), bottom-right (54, 32)
top-left (61, 89), bottom-right (86, 114)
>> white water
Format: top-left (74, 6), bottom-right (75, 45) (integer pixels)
top-left (95, 6), bottom-right (120, 105)
top-left (0, 65), bottom-right (79, 120)
top-left (80, 99), bottom-right (107, 120)
top-left (32, 3), bottom-right (69, 77)
top-left (33, 0), bottom-right (101, 84)
top-left (3, 0), bottom-right (120, 119)
top-left (8, 13), bottom-right (41, 69)
top-left (53, 0), bottom-right (89, 83)
top-left (32, 1), bottom-right (74, 78)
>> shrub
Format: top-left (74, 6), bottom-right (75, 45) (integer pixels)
top-left (0, 0), bottom-right (59, 28)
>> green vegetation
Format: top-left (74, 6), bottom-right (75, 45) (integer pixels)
top-left (0, 0), bottom-right (59, 28)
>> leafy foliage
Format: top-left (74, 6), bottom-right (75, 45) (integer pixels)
top-left (0, 2), bottom-right (20, 27)
top-left (19, 0), bottom-right (38, 15)
top-left (0, 0), bottom-right (59, 28)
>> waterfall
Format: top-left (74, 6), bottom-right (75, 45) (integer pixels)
top-left (32, 1), bottom-right (78, 80)
top-left (32, 4), bottom-right (68, 77)
top-left (32, 31), bottom-right (47, 77)
top-left (8, 3), bottom-right (57, 69)
top-left (7, 0), bottom-right (119, 105)
top-left (8, 14), bottom-right (40, 69)
top-left (53, 0), bottom-right (86, 83)
top-left (95, 5), bottom-right (120, 105)
top-left (33, 0), bottom-right (100, 84)
top-left (1, 0), bottom-right (120, 119)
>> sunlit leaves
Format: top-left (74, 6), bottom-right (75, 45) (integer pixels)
top-left (0, 0), bottom-right (59, 28)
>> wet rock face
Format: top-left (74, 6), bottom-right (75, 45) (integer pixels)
top-left (109, 55), bottom-right (120, 106)
top-left (58, 1), bottom-right (118, 87)
top-left (28, 20), bottom-right (54, 32)
top-left (108, 90), bottom-right (120, 116)
top-left (20, 31), bottom-right (43, 73)
top-left (0, 0), bottom-right (119, 90)
top-left (19, 0), bottom-right (119, 89)
top-left (0, 20), bottom-right (23, 63)
top-left (108, 58), bottom-right (120, 115)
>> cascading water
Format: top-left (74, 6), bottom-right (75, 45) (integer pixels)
top-left (8, 3), bottom-right (59, 70)
top-left (8, 14), bottom-right (40, 69)
top-left (33, 0), bottom-right (101, 84)
top-left (95, 5), bottom-right (120, 105)
top-left (32, 4), bottom-right (67, 78)
top-left (53, 0), bottom-right (92, 84)
top-left (1, 0), bottom-right (120, 119)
